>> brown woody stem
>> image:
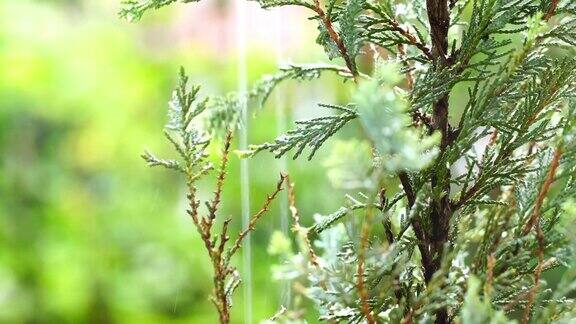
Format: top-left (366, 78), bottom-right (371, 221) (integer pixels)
top-left (227, 173), bottom-right (287, 259)
top-left (425, 1), bottom-right (452, 323)
top-left (312, 0), bottom-right (358, 81)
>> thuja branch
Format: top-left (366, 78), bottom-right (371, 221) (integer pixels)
top-left (357, 206), bottom-right (376, 324)
top-left (386, 21), bottom-right (432, 60)
top-left (142, 70), bottom-right (289, 323)
top-left (185, 132), bottom-right (236, 324)
top-left (426, 0), bottom-right (452, 148)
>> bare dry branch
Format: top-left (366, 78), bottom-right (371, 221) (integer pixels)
top-left (227, 173), bottom-right (287, 259)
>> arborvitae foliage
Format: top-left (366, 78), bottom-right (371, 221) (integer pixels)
top-left (123, 0), bottom-right (576, 323)
top-left (141, 68), bottom-right (287, 323)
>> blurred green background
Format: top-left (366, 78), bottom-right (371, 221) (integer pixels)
top-left (0, 0), bottom-right (355, 322)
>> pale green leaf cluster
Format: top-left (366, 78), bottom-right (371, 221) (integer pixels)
top-left (355, 62), bottom-right (439, 172)
top-left (142, 67), bottom-right (213, 183)
top-left (460, 277), bottom-right (512, 324)
top-left (323, 139), bottom-right (374, 190)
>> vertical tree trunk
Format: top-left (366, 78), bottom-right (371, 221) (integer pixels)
top-left (425, 1), bottom-right (453, 323)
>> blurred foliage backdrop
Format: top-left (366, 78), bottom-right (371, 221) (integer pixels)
top-left (0, 0), bottom-right (356, 322)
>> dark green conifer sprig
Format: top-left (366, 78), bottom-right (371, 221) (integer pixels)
top-left (203, 63), bottom-right (355, 134)
top-left (142, 67), bottom-right (212, 179)
top-left (240, 104), bottom-right (357, 160)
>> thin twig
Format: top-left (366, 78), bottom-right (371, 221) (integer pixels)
top-left (399, 172), bottom-right (416, 207)
top-left (267, 305), bottom-right (287, 321)
top-left (397, 45), bottom-right (434, 130)
top-left (544, 0), bottom-right (559, 21)
top-left (484, 254), bottom-right (495, 297)
top-left (521, 222), bottom-right (545, 324)
top-left (364, 3), bottom-right (433, 60)
top-left (357, 206), bottom-right (377, 324)
top-left (188, 186), bottom-right (214, 254)
top-left (519, 147), bottom-right (562, 323)
top-left (398, 172), bottom-right (434, 282)
top-left (184, 135), bottom-right (236, 324)
top-left (522, 148), bottom-right (562, 235)
top-left (401, 308), bottom-right (414, 324)
top-left (227, 173), bottom-right (287, 259)
top-left (311, 0), bottom-right (358, 81)
top-left (379, 188), bottom-right (395, 245)
top-left (286, 176), bottom-right (320, 268)
top-left (390, 21), bottom-right (433, 60)
top-left (206, 130), bottom-right (233, 226)
top-left (398, 44), bottom-right (415, 88)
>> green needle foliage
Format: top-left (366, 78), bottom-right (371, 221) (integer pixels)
top-left (119, 0), bottom-right (198, 21)
top-left (125, 0), bottom-right (576, 323)
top-left (241, 103), bottom-right (358, 160)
